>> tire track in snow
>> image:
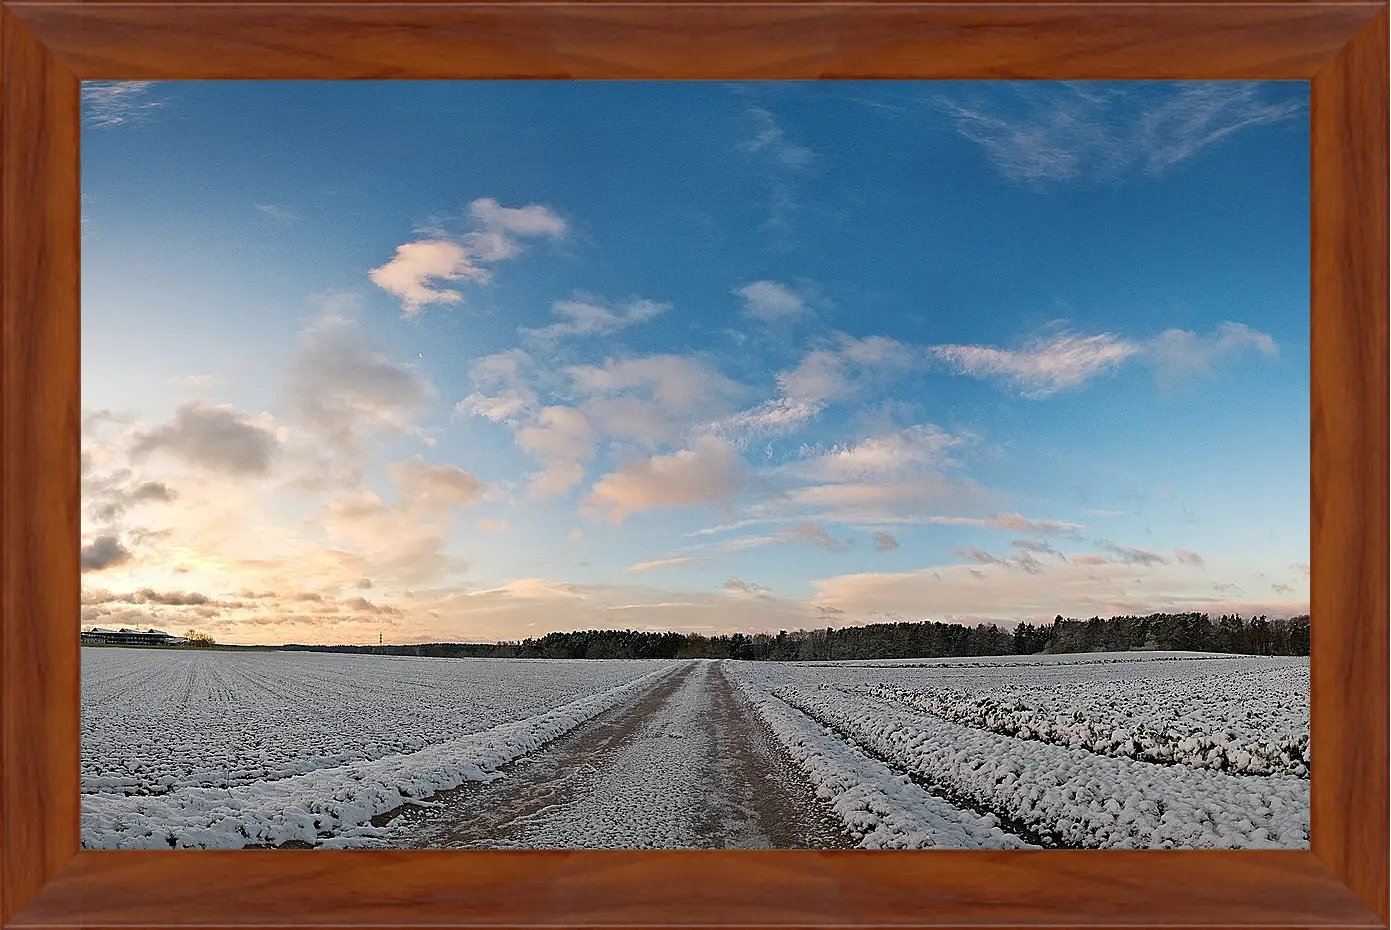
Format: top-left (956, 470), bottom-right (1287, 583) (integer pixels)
top-left (371, 661), bottom-right (850, 849)
top-left (727, 670), bottom-right (1040, 849)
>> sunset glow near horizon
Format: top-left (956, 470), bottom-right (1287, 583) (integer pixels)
top-left (81, 81), bottom-right (1310, 646)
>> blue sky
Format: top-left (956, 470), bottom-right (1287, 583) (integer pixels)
top-left (79, 81), bottom-right (1310, 645)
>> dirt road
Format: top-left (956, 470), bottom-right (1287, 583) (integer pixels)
top-left (373, 660), bottom-right (851, 849)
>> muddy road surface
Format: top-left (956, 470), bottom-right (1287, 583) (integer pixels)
top-left (373, 660), bottom-right (852, 849)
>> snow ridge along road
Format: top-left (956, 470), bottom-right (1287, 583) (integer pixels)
top-left (369, 660), bottom-right (852, 849)
top-left (82, 662), bottom-right (683, 849)
top-left (81, 649), bottom-right (1311, 850)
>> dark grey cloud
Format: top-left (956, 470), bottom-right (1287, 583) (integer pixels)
top-left (80, 535), bottom-right (132, 572)
top-left (723, 578), bottom-right (771, 594)
top-left (1011, 538), bottom-right (1065, 560)
top-left (131, 401), bottom-right (278, 475)
top-left (1096, 539), bottom-right (1169, 567)
top-left (872, 531), bottom-right (900, 553)
top-left (788, 521), bottom-right (850, 553)
top-left (954, 545), bottom-right (1046, 575)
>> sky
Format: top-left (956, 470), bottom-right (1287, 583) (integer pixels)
top-left (80, 80), bottom-right (1311, 646)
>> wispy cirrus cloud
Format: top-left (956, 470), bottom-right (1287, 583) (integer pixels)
top-left (942, 82), bottom-right (1304, 185)
top-left (742, 106), bottom-right (817, 172)
top-left (932, 332), bottom-right (1139, 399)
top-left (82, 82), bottom-right (167, 128)
top-left (628, 556), bottom-right (714, 574)
top-left (255, 204), bottom-right (296, 224)
top-left (933, 324), bottom-right (1278, 398)
top-left (709, 335), bottom-right (921, 444)
top-left (738, 104), bottom-right (818, 241)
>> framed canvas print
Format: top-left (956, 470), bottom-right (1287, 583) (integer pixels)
top-left (1, 1), bottom-right (1386, 929)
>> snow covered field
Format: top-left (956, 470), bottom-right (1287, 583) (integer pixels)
top-left (727, 652), bottom-right (1310, 849)
top-left (81, 648), bottom-right (679, 848)
top-left (81, 647), bottom-right (1309, 850)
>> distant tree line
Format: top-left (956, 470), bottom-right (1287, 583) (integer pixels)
top-left (277, 612), bottom-right (1310, 661)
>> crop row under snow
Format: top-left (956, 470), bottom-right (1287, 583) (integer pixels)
top-left (730, 673), bottom-right (1036, 849)
top-left (82, 663), bottom-right (680, 849)
top-left (744, 655), bottom-right (1308, 777)
top-left (869, 660), bottom-right (1308, 777)
top-left (734, 667), bottom-right (1308, 849)
top-left (82, 648), bottom-right (679, 795)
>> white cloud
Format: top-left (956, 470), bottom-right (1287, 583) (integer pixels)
top-left (521, 295), bottom-right (668, 343)
top-left (791, 425), bottom-right (965, 481)
top-left (984, 513), bottom-right (1083, 535)
top-left (529, 462), bottom-right (587, 500)
top-left (709, 336), bottom-right (921, 443)
top-left (932, 332), bottom-right (1139, 398)
top-left (585, 436), bottom-right (748, 523)
top-left (516, 406), bottom-right (595, 500)
top-left (735, 280), bottom-right (806, 321)
top-left (371, 198), bottom-right (565, 316)
top-left (390, 456), bottom-right (486, 507)
top-left (469, 197), bottom-right (567, 239)
top-left (453, 350), bottom-right (539, 425)
top-left (477, 519), bottom-right (510, 533)
top-left (368, 240), bottom-right (487, 317)
top-left (1146, 323), bottom-right (1278, 386)
top-left (569, 355), bottom-right (746, 446)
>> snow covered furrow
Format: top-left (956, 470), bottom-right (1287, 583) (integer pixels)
top-left (82, 649), bottom-right (679, 795)
top-left (729, 671), bottom-right (1036, 849)
top-left (871, 671), bottom-right (1309, 777)
top-left (81, 663), bottom-right (682, 849)
top-left (765, 684), bottom-right (1309, 850)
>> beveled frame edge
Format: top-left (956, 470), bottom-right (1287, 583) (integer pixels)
top-left (1, 3), bottom-right (1385, 928)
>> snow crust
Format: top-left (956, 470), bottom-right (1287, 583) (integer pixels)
top-left (82, 648), bottom-right (676, 795)
top-left (733, 655), bottom-right (1309, 849)
top-left (729, 670), bottom-right (1036, 849)
top-left (81, 661), bottom-right (679, 849)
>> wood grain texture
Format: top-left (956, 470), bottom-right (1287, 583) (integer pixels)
top-left (1310, 7), bottom-right (1390, 927)
top-left (4, 3), bottom-right (1382, 80)
top-left (0, 3), bottom-right (81, 927)
top-left (7, 850), bottom-right (1387, 928)
top-left (0, 0), bottom-right (1387, 928)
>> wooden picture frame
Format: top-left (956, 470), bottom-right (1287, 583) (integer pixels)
top-left (1, 2), bottom-right (1385, 927)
